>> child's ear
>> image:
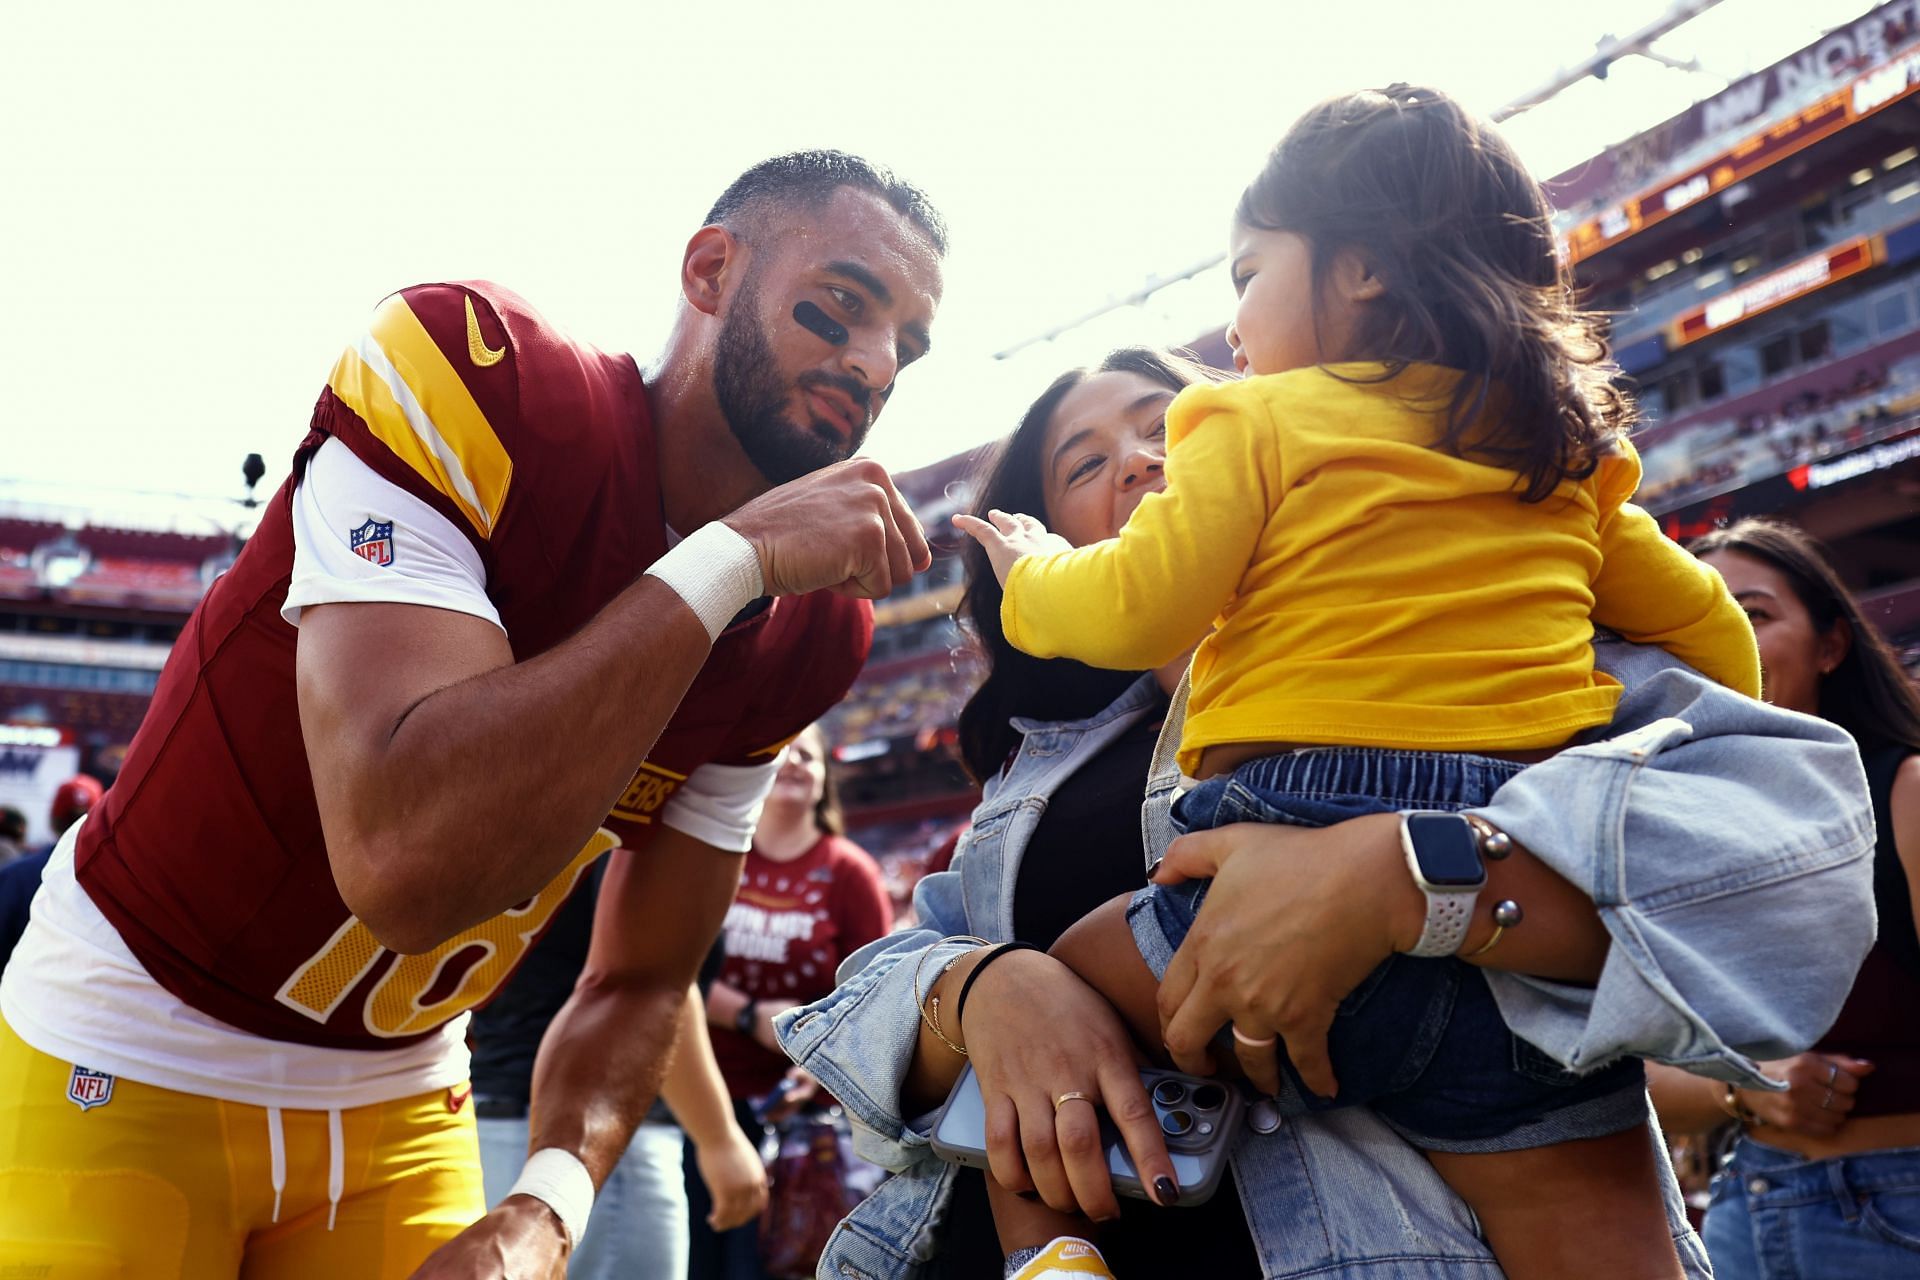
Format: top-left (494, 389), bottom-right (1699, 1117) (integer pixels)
top-left (1334, 247), bottom-right (1387, 303)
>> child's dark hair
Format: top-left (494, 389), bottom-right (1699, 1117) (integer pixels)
top-left (1239, 85), bottom-right (1632, 501)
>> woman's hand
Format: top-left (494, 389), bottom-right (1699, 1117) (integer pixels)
top-left (952, 510), bottom-right (1073, 585)
top-left (692, 1121), bottom-right (771, 1231)
top-left (958, 949), bottom-right (1180, 1221)
top-left (750, 998), bottom-right (802, 1055)
top-left (1742, 1053), bottom-right (1875, 1138)
top-left (762, 1065), bottom-right (822, 1126)
top-left (1153, 815), bottom-right (1422, 1099)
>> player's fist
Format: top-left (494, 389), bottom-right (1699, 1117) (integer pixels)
top-left (723, 457), bottom-right (931, 599)
top-left (409, 1196), bottom-right (567, 1280)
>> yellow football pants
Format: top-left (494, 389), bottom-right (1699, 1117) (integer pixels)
top-left (0, 1015), bottom-right (486, 1279)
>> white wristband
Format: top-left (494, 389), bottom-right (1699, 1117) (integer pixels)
top-left (644, 522), bottom-right (765, 641)
top-left (508, 1147), bottom-right (595, 1250)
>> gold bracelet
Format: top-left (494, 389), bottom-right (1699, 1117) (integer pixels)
top-left (1717, 1081), bottom-right (1760, 1125)
top-left (914, 937), bottom-right (989, 1058)
top-left (1463, 899), bottom-right (1524, 958)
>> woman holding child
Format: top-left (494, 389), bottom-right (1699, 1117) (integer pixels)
top-left (778, 86), bottom-right (1876, 1279)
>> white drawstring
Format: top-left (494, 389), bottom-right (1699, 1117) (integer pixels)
top-left (265, 1104), bottom-right (347, 1230)
top-left (266, 1106), bottom-right (287, 1224)
top-left (326, 1107), bottom-right (344, 1231)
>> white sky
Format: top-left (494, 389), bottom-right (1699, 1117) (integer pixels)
top-left (0, 0), bottom-right (1861, 525)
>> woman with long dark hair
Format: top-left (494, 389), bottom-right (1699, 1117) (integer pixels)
top-left (1649, 518), bottom-right (1920, 1279)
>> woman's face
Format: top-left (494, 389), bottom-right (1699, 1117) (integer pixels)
top-left (1698, 549), bottom-right (1846, 717)
top-left (1040, 371), bottom-right (1176, 548)
top-left (771, 730), bottom-right (828, 813)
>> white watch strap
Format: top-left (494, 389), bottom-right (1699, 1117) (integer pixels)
top-left (1401, 815), bottom-right (1481, 958)
top-left (1408, 884), bottom-right (1479, 957)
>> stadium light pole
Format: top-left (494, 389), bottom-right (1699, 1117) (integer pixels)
top-left (991, 0), bottom-right (1732, 361)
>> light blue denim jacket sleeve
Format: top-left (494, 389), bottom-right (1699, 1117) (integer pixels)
top-left (1472, 637), bottom-right (1877, 1090)
top-left (775, 641), bottom-right (1875, 1279)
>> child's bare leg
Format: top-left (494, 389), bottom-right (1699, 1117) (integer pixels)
top-left (984, 1170), bottom-right (1096, 1258)
top-left (1425, 1128), bottom-right (1682, 1280)
top-left (1048, 891), bottom-right (1174, 1067)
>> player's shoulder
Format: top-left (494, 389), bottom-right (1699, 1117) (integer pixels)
top-left (323, 281), bottom-right (644, 542)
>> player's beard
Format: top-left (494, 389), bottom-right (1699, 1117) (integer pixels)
top-left (713, 277), bottom-right (869, 486)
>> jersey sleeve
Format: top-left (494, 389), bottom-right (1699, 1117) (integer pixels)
top-left (283, 438), bottom-right (503, 629)
top-left (308, 284), bottom-right (519, 550)
top-left (1588, 444), bottom-right (1762, 698)
top-left (1001, 383), bottom-right (1272, 670)
top-left (659, 760), bottom-right (781, 853)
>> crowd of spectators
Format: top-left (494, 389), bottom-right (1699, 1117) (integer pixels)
top-left (1638, 359), bottom-right (1920, 511)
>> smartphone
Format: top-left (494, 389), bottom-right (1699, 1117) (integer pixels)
top-left (928, 1064), bottom-right (1245, 1206)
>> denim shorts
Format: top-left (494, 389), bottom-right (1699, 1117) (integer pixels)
top-left (1703, 1136), bottom-right (1920, 1278)
top-left (1126, 745), bottom-right (1647, 1153)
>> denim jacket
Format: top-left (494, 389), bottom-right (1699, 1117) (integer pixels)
top-left (777, 639), bottom-right (1876, 1280)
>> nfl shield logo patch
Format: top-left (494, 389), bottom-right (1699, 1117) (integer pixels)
top-left (349, 519), bottom-right (395, 567)
top-left (67, 1064), bottom-right (115, 1111)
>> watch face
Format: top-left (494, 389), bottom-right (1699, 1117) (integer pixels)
top-left (1407, 814), bottom-right (1485, 888)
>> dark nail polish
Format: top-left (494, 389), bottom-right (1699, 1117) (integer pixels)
top-left (1145, 857), bottom-right (1163, 880)
top-left (1153, 1175), bottom-right (1178, 1205)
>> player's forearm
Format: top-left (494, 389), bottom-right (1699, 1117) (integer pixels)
top-left (525, 968), bottom-right (689, 1187)
top-left (659, 986), bottom-right (744, 1149)
top-left (343, 579), bottom-right (713, 950)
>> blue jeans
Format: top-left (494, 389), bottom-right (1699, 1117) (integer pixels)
top-left (1129, 746), bottom-right (1647, 1153)
top-left (1702, 1136), bottom-right (1920, 1278)
top-left (478, 1113), bottom-right (689, 1280)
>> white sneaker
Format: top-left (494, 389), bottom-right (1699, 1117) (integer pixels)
top-left (1008, 1237), bottom-right (1115, 1279)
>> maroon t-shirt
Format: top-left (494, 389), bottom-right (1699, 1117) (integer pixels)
top-left (713, 834), bottom-right (893, 1098)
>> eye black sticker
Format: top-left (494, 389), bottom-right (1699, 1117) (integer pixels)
top-left (793, 300), bottom-right (848, 346)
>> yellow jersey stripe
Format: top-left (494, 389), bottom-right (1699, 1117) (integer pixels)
top-left (325, 344), bottom-right (492, 536)
top-left (328, 293), bottom-right (514, 537)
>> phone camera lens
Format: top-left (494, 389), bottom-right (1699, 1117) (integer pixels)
top-left (1152, 1080), bottom-right (1186, 1108)
top-left (1161, 1108), bottom-right (1195, 1137)
top-left (1191, 1084), bottom-right (1226, 1111)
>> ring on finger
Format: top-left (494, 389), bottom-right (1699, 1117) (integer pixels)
top-left (1827, 1062), bottom-right (1840, 1086)
top-left (1231, 1025), bottom-right (1278, 1049)
top-left (1821, 1087), bottom-right (1835, 1110)
top-left (1054, 1091), bottom-right (1095, 1113)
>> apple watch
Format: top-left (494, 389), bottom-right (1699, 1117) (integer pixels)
top-left (734, 999), bottom-right (758, 1037)
top-left (1399, 811), bottom-right (1487, 957)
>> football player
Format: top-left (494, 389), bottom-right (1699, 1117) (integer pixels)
top-left (0, 151), bottom-right (945, 1280)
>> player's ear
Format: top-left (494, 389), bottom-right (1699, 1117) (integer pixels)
top-left (681, 226), bottom-right (739, 317)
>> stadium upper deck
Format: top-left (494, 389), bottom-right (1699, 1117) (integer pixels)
top-left (1541, 0), bottom-right (1920, 649)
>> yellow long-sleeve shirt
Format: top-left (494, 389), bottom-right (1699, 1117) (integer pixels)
top-left (1002, 363), bottom-right (1761, 775)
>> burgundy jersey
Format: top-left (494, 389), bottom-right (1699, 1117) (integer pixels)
top-left (74, 282), bottom-right (871, 1049)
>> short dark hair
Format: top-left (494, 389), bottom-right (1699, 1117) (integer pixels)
top-left (1239, 85), bottom-right (1631, 502)
top-left (705, 150), bottom-right (949, 256)
top-left (955, 348), bottom-right (1226, 782)
top-left (0, 806), bottom-right (25, 842)
top-left (1688, 518), bottom-right (1920, 753)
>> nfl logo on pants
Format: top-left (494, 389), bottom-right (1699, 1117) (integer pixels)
top-left (67, 1064), bottom-right (115, 1111)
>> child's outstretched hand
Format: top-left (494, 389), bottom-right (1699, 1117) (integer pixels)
top-left (952, 509), bottom-right (1072, 585)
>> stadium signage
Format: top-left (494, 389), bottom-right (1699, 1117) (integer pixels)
top-left (1670, 237), bottom-right (1879, 346)
top-left (1560, 20), bottom-right (1920, 264)
top-left (1794, 430), bottom-right (1920, 490)
top-left (1550, 0), bottom-right (1920, 213)
top-left (0, 723), bottom-right (66, 748)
